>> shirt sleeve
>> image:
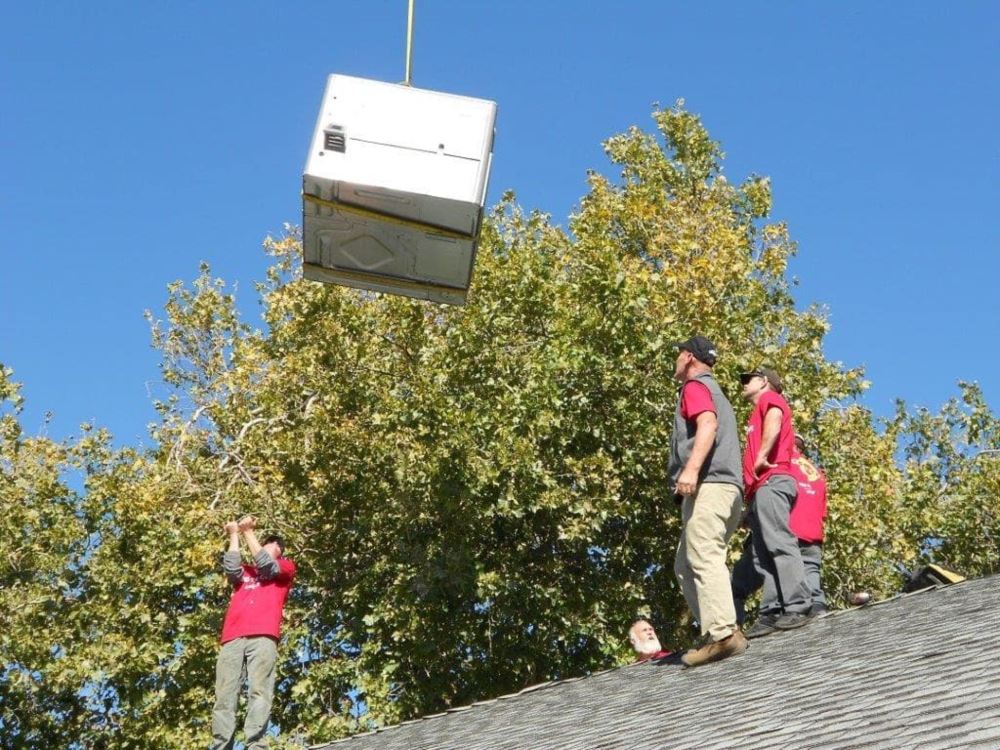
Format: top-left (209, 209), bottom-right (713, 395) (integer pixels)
top-left (680, 381), bottom-right (715, 420)
top-left (253, 549), bottom-right (281, 580)
top-left (759, 391), bottom-right (788, 419)
top-left (222, 550), bottom-right (244, 586)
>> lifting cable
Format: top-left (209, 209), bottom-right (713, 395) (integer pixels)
top-left (404, 0), bottom-right (416, 86)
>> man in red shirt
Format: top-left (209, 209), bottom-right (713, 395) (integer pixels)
top-left (732, 367), bottom-right (813, 637)
top-left (733, 432), bottom-right (829, 626)
top-left (211, 516), bottom-right (296, 750)
top-left (788, 435), bottom-right (828, 614)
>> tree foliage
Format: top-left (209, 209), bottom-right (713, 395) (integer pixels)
top-left (1, 103), bottom-right (997, 747)
top-left (892, 382), bottom-right (1000, 576)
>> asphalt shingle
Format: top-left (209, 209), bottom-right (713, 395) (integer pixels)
top-left (311, 575), bottom-right (1000, 750)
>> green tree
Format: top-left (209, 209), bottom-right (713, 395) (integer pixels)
top-left (0, 367), bottom-right (103, 746)
top-left (1, 103), bottom-right (996, 748)
top-left (893, 382), bottom-right (1000, 577)
top-left (128, 103), bottom-right (881, 741)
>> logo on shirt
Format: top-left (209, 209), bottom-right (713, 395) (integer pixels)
top-left (793, 456), bottom-right (821, 482)
top-left (241, 572), bottom-right (261, 591)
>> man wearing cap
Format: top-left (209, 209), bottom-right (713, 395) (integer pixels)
top-left (211, 515), bottom-right (296, 750)
top-left (734, 368), bottom-right (813, 637)
top-left (733, 433), bottom-right (828, 624)
top-left (668, 336), bottom-right (747, 667)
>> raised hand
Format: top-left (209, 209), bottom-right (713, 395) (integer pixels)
top-left (238, 515), bottom-right (257, 533)
top-left (223, 520), bottom-right (239, 535)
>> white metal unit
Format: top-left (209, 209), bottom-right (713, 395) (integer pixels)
top-left (302, 74), bottom-right (497, 305)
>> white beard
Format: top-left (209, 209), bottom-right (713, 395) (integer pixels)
top-left (636, 637), bottom-right (663, 656)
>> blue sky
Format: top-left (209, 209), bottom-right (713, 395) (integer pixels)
top-left (2, 2), bottom-right (997, 445)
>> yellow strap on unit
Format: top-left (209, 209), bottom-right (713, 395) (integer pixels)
top-left (302, 193), bottom-right (473, 241)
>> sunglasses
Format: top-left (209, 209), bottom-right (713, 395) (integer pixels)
top-left (739, 372), bottom-right (764, 385)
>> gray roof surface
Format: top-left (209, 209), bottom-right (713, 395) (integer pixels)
top-left (313, 575), bottom-right (1000, 750)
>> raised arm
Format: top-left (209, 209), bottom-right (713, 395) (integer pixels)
top-left (238, 515), bottom-right (280, 580)
top-left (221, 520), bottom-right (244, 585)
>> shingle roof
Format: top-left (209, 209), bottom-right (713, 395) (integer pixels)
top-left (312, 575), bottom-right (1000, 750)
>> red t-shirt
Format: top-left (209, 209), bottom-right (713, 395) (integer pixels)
top-left (680, 380), bottom-right (715, 420)
top-left (742, 391), bottom-right (795, 498)
top-left (635, 649), bottom-right (673, 663)
top-left (220, 557), bottom-right (296, 643)
top-left (788, 450), bottom-right (827, 543)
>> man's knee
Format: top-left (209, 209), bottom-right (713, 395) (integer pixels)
top-left (246, 639), bottom-right (277, 685)
top-left (214, 641), bottom-right (245, 695)
top-left (683, 524), bottom-right (726, 571)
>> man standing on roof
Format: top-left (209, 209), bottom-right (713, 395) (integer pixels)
top-left (211, 516), bottom-right (296, 750)
top-left (733, 433), bottom-right (828, 624)
top-left (668, 336), bottom-right (748, 667)
top-left (789, 435), bottom-right (828, 614)
top-left (628, 619), bottom-right (673, 662)
top-left (734, 368), bottom-right (813, 637)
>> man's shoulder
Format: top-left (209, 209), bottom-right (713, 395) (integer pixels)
top-left (687, 371), bottom-right (717, 387)
top-left (760, 390), bottom-right (790, 411)
top-left (680, 378), bottom-right (718, 419)
top-left (682, 378), bottom-right (713, 396)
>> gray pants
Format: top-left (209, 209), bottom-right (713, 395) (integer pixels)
top-left (732, 533), bottom-right (760, 625)
top-left (211, 636), bottom-right (278, 750)
top-left (799, 541), bottom-right (826, 607)
top-left (732, 475), bottom-right (812, 617)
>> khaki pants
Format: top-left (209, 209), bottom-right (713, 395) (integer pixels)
top-left (674, 482), bottom-right (743, 642)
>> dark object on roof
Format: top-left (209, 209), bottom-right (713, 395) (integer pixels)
top-left (902, 563), bottom-right (966, 592)
top-left (312, 575), bottom-right (1000, 750)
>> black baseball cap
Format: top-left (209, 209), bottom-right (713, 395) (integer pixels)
top-left (672, 336), bottom-right (718, 366)
top-left (739, 367), bottom-right (783, 394)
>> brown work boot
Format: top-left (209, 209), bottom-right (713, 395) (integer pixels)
top-left (681, 629), bottom-right (749, 668)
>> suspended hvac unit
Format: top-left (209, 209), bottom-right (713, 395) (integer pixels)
top-left (302, 74), bottom-right (497, 305)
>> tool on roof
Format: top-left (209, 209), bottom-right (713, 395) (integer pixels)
top-left (901, 563), bottom-right (966, 592)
